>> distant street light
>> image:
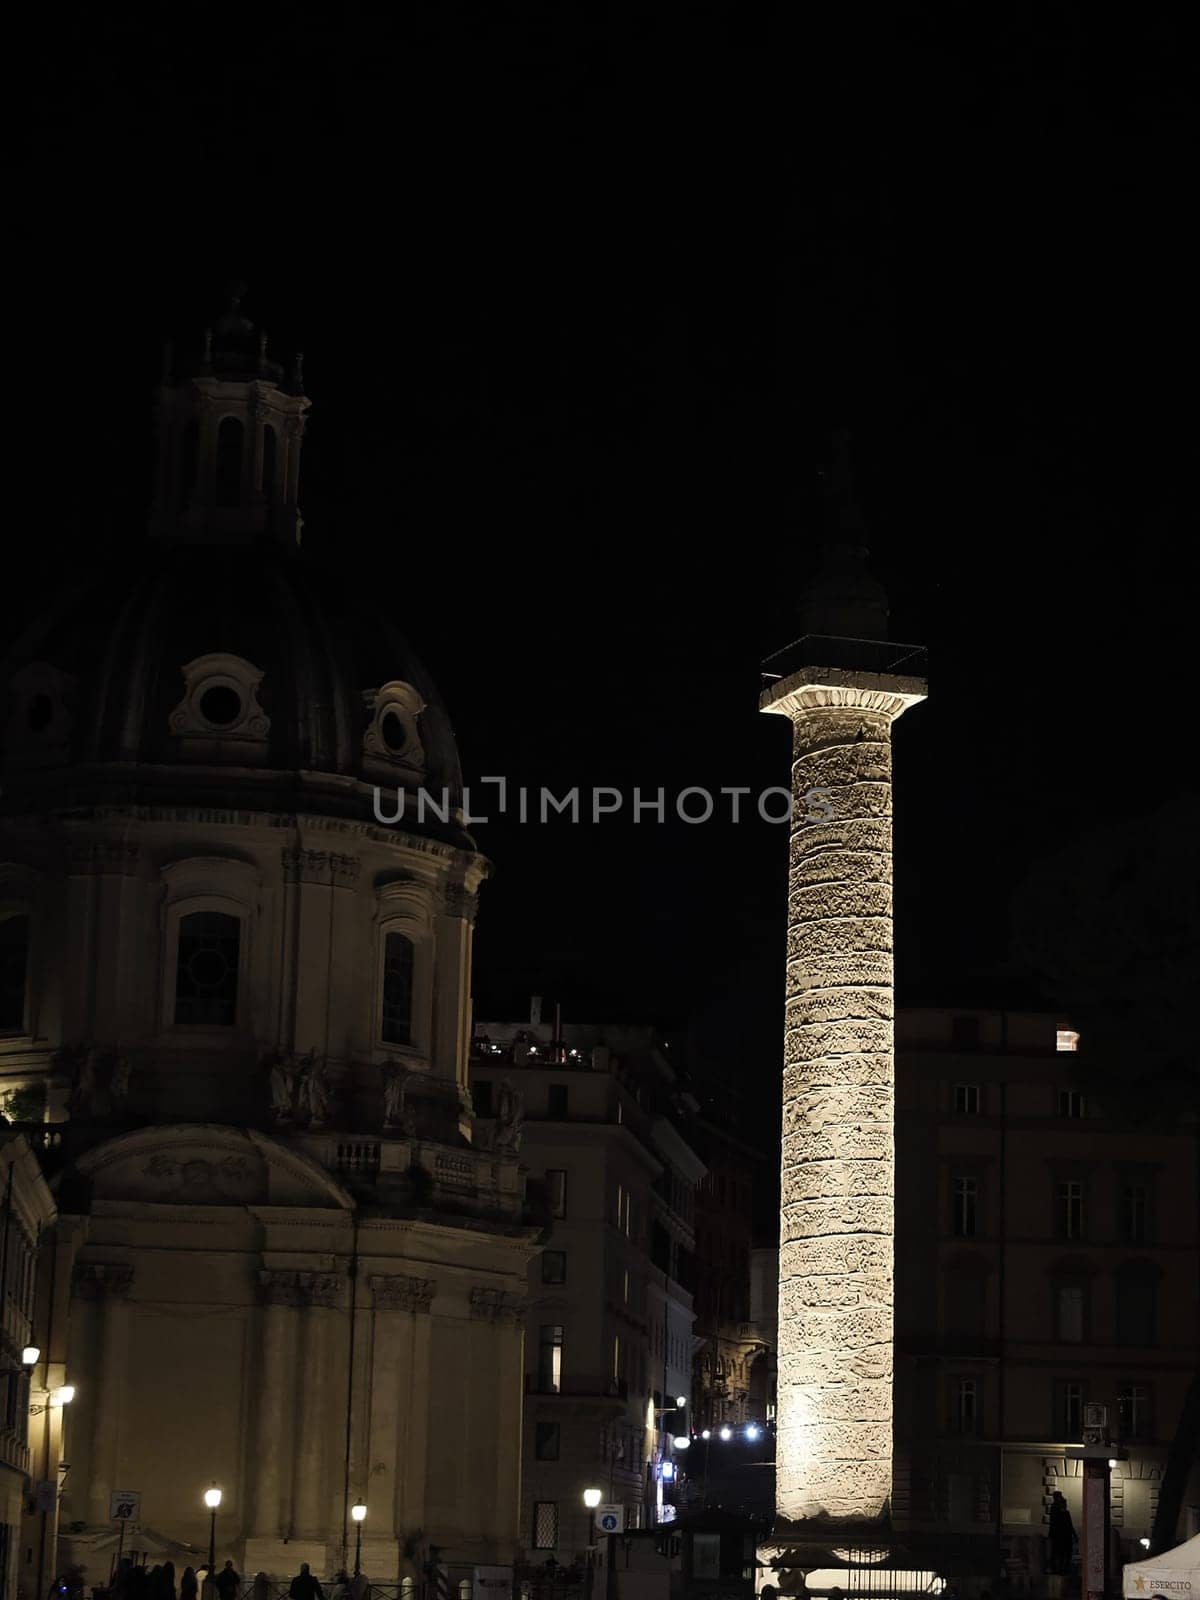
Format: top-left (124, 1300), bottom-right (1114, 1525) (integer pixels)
top-left (21, 1346), bottom-right (39, 1366)
top-left (719, 1426), bottom-right (732, 1441)
top-left (672, 1436), bottom-right (690, 1450)
top-left (675, 1396), bottom-right (687, 1409)
top-left (583, 1488), bottom-right (603, 1509)
top-left (745, 1423), bottom-right (760, 1441)
top-left (351, 1500), bottom-right (367, 1577)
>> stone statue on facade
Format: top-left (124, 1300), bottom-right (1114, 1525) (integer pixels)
top-left (493, 1078), bottom-right (524, 1152)
top-left (382, 1061), bottom-right (417, 1135)
top-left (264, 1048), bottom-right (300, 1123)
top-left (109, 1053), bottom-right (132, 1104)
top-left (299, 1051), bottom-right (332, 1127)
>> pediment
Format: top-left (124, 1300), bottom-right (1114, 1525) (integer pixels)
top-left (76, 1125), bottom-right (353, 1209)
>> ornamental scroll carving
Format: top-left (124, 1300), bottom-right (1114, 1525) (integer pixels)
top-left (72, 1263), bottom-right (135, 1300)
top-left (258, 1269), bottom-right (344, 1308)
top-left (282, 849), bottom-right (361, 888)
top-left (441, 883), bottom-right (478, 924)
top-left (469, 1286), bottom-right (526, 1325)
top-left (369, 1274), bottom-right (436, 1314)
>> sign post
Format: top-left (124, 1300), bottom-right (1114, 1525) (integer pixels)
top-left (594, 1509), bottom-right (622, 1600)
top-left (108, 1491), bottom-right (141, 1586)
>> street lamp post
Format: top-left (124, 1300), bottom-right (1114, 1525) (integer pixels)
top-left (351, 1501), bottom-right (367, 1579)
top-left (582, 1490), bottom-right (601, 1600)
top-left (204, 1485), bottom-right (222, 1577)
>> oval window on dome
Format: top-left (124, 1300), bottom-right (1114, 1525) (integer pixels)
top-left (198, 685), bottom-right (243, 727)
top-left (380, 710), bottom-right (408, 754)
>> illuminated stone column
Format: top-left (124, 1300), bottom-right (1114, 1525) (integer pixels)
top-left (760, 665), bottom-right (925, 1529)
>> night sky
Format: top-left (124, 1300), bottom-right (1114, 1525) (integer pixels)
top-left (17, 9), bottom-right (1192, 1123)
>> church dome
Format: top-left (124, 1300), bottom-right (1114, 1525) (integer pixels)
top-left (0, 298), bottom-right (468, 845)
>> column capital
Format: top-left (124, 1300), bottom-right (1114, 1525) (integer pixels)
top-left (469, 1285), bottom-right (526, 1325)
top-left (369, 1273), bottom-right (436, 1314)
top-left (257, 1268), bottom-right (344, 1308)
top-left (72, 1262), bottom-right (134, 1300)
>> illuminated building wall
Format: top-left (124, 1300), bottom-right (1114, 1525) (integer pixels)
top-left (761, 671), bottom-right (925, 1525)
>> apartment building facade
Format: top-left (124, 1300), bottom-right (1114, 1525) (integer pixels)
top-left (892, 1007), bottom-right (1200, 1579)
top-left (470, 1017), bottom-right (705, 1562)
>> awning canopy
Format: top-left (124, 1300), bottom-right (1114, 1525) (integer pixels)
top-left (1121, 1533), bottom-right (1200, 1598)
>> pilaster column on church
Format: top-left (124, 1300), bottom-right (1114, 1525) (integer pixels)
top-left (72, 1263), bottom-right (135, 1525)
top-left (433, 884), bottom-right (478, 1114)
top-left (469, 1290), bottom-right (526, 1551)
top-left (397, 1294), bottom-right (438, 1539)
top-left (254, 1271), bottom-right (306, 1537)
top-left (292, 1272), bottom-right (341, 1539)
top-left (284, 416), bottom-right (304, 508)
top-left (368, 1275), bottom-right (436, 1544)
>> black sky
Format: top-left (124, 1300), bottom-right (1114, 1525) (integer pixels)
top-left (16, 7), bottom-right (1192, 1115)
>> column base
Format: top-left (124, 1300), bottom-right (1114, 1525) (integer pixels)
top-left (243, 1538), bottom-right (328, 1582)
top-left (758, 1523), bottom-right (945, 1597)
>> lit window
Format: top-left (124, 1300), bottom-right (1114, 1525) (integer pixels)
top-left (532, 1502), bottom-right (558, 1550)
top-left (951, 1176), bottom-right (979, 1238)
top-left (537, 1325), bottom-right (563, 1394)
top-left (1057, 1088), bottom-right (1086, 1118)
top-left (174, 911), bottom-right (240, 1026)
top-left (0, 913), bottom-right (30, 1032)
top-left (953, 1084), bottom-right (980, 1115)
top-left (546, 1170), bottom-right (567, 1218)
top-left (381, 932), bottom-right (414, 1045)
top-left (1057, 1029), bottom-right (1079, 1053)
top-left (951, 1377), bottom-right (979, 1435)
top-left (1057, 1180), bottom-right (1085, 1238)
top-left (541, 1251), bottom-right (566, 1285)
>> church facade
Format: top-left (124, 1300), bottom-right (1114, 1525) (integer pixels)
top-left (0, 297), bottom-right (538, 1592)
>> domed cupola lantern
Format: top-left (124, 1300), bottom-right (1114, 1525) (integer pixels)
top-left (150, 282), bottom-right (310, 547)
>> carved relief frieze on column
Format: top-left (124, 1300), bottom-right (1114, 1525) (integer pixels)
top-left (469, 1286), bottom-right (526, 1325)
top-left (370, 1274), bottom-right (437, 1314)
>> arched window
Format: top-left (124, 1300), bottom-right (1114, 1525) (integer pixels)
top-left (0, 913), bottom-right (30, 1032)
top-left (174, 910), bottom-right (240, 1026)
top-left (215, 417), bottom-right (244, 507)
top-left (381, 931), bottom-right (414, 1044)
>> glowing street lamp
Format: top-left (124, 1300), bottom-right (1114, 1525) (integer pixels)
top-left (719, 1426), bottom-right (732, 1442)
top-left (204, 1485), bottom-right (221, 1574)
top-left (745, 1423), bottom-right (761, 1441)
top-left (351, 1501), bottom-right (367, 1577)
top-left (582, 1488), bottom-right (602, 1509)
top-left (672, 1436), bottom-right (690, 1450)
top-left (21, 1346), bottom-right (39, 1366)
